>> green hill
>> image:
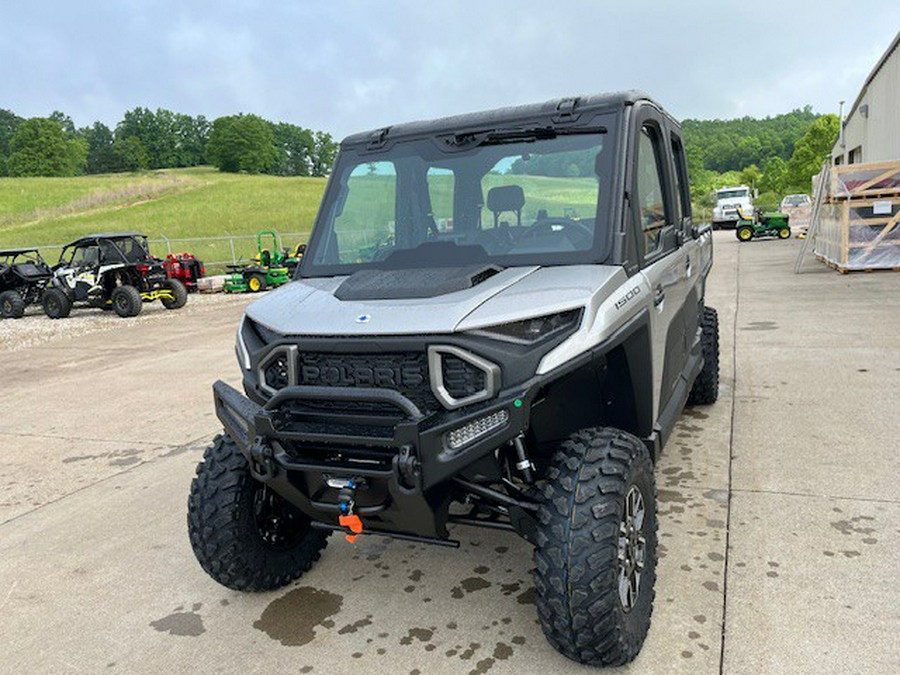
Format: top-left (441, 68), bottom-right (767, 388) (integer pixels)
top-left (0, 166), bottom-right (327, 266)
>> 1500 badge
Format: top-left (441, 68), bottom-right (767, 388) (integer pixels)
top-left (614, 286), bottom-right (641, 310)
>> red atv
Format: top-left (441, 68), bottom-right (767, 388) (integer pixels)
top-left (163, 253), bottom-right (205, 292)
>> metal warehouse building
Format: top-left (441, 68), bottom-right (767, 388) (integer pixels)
top-left (832, 30), bottom-right (900, 165)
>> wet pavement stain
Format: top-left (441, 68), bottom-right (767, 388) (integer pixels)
top-left (337, 614), bottom-right (373, 635)
top-left (253, 586), bottom-right (343, 646)
top-left (399, 627), bottom-right (435, 645)
top-left (150, 607), bottom-right (205, 636)
top-left (451, 576), bottom-right (492, 598)
top-left (516, 587), bottom-right (535, 605)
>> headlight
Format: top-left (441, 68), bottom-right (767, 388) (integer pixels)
top-left (236, 317), bottom-right (251, 370)
top-left (472, 309), bottom-right (583, 344)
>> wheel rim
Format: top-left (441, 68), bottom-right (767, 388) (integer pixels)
top-left (739, 229), bottom-right (751, 240)
top-left (47, 297), bottom-right (59, 313)
top-left (617, 485), bottom-right (646, 612)
top-left (253, 484), bottom-right (309, 551)
top-left (115, 294), bottom-right (128, 312)
top-left (249, 278), bottom-right (260, 291)
top-left (2, 299), bottom-right (10, 314)
top-left (780, 229), bottom-right (789, 238)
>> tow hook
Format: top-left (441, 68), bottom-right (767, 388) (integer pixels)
top-left (248, 439), bottom-right (277, 481)
top-left (396, 444), bottom-right (421, 489)
top-left (335, 478), bottom-right (365, 543)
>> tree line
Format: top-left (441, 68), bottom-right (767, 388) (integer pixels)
top-left (0, 107), bottom-right (338, 178)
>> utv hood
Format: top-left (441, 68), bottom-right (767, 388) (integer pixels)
top-left (245, 265), bottom-right (625, 336)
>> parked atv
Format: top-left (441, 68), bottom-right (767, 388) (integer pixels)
top-left (187, 92), bottom-right (720, 667)
top-left (0, 248), bottom-right (54, 319)
top-left (735, 207), bottom-right (791, 242)
top-left (43, 232), bottom-right (188, 318)
top-left (163, 252), bottom-right (206, 292)
top-left (224, 231), bottom-right (291, 293)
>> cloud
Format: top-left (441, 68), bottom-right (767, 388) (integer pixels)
top-left (1, 0), bottom-right (898, 137)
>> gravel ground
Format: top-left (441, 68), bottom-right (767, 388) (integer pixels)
top-left (0, 291), bottom-right (253, 353)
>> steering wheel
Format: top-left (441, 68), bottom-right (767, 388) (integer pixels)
top-left (518, 217), bottom-right (592, 248)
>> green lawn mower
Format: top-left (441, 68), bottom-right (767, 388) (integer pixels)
top-left (735, 208), bottom-right (791, 242)
top-left (224, 230), bottom-right (292, 293)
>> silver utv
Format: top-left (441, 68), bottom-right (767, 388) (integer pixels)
top-left (188, 91), bottom-right (718, 668)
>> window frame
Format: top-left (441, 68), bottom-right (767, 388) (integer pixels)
top-left (630, 114), bottom-right (675, 265)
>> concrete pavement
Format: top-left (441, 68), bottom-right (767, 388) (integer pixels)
top-left (0, 231), bottom-right (897, 674)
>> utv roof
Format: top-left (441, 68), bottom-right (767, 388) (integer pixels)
top-left (342, 90), bottom-right (672, 147)
top-left (0, 247), bottom-right (41, 256)
top-left (63, 232), bottom-right (148, 247)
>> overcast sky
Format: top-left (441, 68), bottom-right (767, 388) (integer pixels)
top-left (2, 1), bottom-right (898, 138)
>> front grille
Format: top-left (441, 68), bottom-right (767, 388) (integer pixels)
top-left (441, 354), bottom-right (487, 399)
top-left (296, 351), bottom-right (437, 415)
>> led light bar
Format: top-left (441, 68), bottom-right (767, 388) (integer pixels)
top-left (444, 410), bottom-right (510, 451)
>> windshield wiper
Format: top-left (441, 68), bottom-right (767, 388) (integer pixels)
top-left (441, 125), bottom-right (605, 150)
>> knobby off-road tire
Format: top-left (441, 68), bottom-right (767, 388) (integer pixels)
top-left (111, 285), bottom-right (142, 318)
top-left (42, 288), bottom-right (72, 319)
top-left (534, 428), bottom-right (658, 667)
top-left (161, 278), bottom-right (188, 309)
top-left (187, 434), bottom-right (329, 591)
top-left (0, 291), bottom-right (25, 319)
top-left (688, 306), bottom-right (719, 405)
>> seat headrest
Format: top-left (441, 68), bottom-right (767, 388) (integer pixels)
top-left (486, 185), bottom-right (525, 213)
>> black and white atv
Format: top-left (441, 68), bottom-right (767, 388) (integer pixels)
top-left (187, 91), bottom-right (719, 667)
top-left (43, 232), bottom-right (187, 319)
top-left (0, 247), bottom-right (54, 319)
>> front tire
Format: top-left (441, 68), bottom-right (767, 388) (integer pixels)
top-left (42, 288), bottom-right (73, 319)
top-left (187, 434), bottom-right (329, 591)
top-left (534, 428), bottom-right (657, 667)
top-left (111, 285), bottom-right (142, 318)
top-left (161, 279), bottom-right (188, 309)
top-left (0, 290), bottom-right (25, 319)
top-left (688, 306), bottom-right (719, 405)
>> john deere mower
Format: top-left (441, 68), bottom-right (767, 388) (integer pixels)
top-left (735, 207), bottom-right (791, 242)
top-left (224, 230), bottom-right (291, 293)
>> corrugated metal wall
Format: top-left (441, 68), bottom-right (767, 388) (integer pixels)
top-left (833, 38), bottom-right (900, 164)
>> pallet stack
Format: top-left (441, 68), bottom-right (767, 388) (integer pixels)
top-left (814, 160), bottom-right (900, 273)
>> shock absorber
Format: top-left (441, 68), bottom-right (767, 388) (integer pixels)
top-left (512, 435), bottom-right (534, 483)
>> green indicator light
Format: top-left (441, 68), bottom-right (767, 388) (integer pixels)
top-left (514, 399), bottom-right (523, 408)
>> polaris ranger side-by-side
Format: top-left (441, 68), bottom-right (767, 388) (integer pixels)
top-left (187, 91), bottom-right (719, 667)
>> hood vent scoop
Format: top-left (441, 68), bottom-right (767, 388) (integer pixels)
top-left (335, 265), bottom-right (504, 301)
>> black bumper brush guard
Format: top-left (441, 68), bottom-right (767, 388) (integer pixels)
top-left (212, 379), bottom-right (535, 547)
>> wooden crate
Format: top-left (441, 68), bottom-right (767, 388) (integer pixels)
top-left (814, 195), bottom-right (900, 272)
top-left (830, 161), bottom-right (900, 200)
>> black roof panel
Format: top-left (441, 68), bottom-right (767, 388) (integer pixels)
top-left (63, 232), bottom-right (147, 247)
top-left (341, 90), bottom-right (661, 146)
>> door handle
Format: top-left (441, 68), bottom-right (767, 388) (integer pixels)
top-left (653, 285), bottom-right (665, 307)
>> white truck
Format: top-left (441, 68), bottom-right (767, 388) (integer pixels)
top-left (712, 185), bottom-right (753, 229)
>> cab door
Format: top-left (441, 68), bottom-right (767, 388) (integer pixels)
top-left (629, 107), bottom-right (689, 421)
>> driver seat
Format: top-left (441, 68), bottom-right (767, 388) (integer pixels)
top-left (486, 185), bottom-right (524, 228)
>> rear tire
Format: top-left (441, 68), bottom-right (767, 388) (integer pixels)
top-left (534, 428), bottom-right (657, 667)
top-left (778, 228), bottom-right (791, 239)
top-left (111, 285), bottom-right (142, 318)
top-left (187, 434), bottom-right (329, 591)
top-left (161, 278), bottom-right (188, 309)
top-left (736, 225), bottom-right (753, 242)
top-left (0, 291), bottom-right (25, 319)
top-left (688, 306), bottom-right (719, 405)
top-left (41, 288), bottom-right (73, 319)
top-left (248, 273), bottom-right (268, 293)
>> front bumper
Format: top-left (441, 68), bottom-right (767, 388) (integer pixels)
top-left (213, 379), bottom-right (534, 539)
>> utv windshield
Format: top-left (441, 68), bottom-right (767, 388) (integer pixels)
top-left (303, 117), bottom-right (617, 276)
